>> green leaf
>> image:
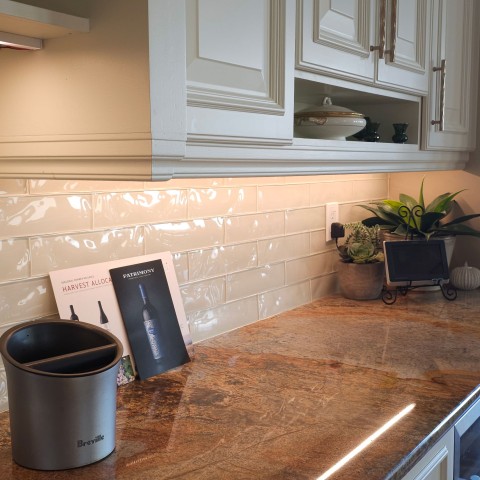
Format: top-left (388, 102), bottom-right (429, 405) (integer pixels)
top-left (418, 178), bottom-right (425, 208)
top-left (420, 211), bottom-right (445, 232)
top-left (442, 213), bottom-right (480, 227)
top-left (426, 190), bottom-right (464, 213)
top-left (399, 194), bottom-right (418, 210)
top-left (433, 224), bottom-right (480, 237)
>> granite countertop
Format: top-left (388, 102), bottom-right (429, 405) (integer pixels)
top-left (1, 291), bottom-right (480, 479)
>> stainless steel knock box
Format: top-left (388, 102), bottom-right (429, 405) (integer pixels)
top-left (0, 319), bottom-right (123, 470)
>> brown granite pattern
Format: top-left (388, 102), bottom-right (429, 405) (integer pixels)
top-left (1, 291), bottom-right (480, 479)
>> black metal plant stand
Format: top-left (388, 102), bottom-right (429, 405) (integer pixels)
top-left (381, 281), bottom-right (457, 305)
top-left (381, 204), bottom-right (457, 305)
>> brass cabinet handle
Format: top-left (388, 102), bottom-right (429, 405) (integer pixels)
top-left (384, 0), bottom-right (397, 62)
top-left (431, 59), bottom-right (446, 131)
top-left (370, 0), bottom-right (386, 59)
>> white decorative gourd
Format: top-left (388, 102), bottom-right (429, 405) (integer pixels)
top-left (450, 262), bottom-right (480, 290)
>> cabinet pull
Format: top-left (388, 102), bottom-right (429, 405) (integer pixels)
top-left (431, 59), bottom-right (446, 131)
top-left (370, 0), bottom-right (386, 59)
top-left (384, 0), bottom-right (397, 62)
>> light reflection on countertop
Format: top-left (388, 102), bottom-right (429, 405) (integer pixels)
top-left (1, 291), bottom-right (480, 479)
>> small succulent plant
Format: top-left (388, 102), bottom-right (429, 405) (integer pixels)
top-left (337, 222), bottom-right (384, 264)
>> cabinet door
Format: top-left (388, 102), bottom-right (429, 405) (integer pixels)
top-left (185, 0), bottom-right (294, 145)
top-left (296, 0), bottom-right (376, 84)
top-left (376, 0), bottom-right (430, 94)
top-left (401, 428), bottom-right (454, 480)
top-left (424, 0), bottom-right (478, 151)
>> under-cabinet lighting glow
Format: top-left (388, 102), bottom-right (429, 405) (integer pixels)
top-left (0, 31), bottom-right (42, 50)
top-left (316, 403), bottom-right (416, 480)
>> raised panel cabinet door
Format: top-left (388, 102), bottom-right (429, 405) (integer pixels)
top-left (401, 428), bottom-right (454, 480)
top-left (186, 0), bottom-right (294, 145)
top-left (296, 0), bottom-right (376, 84)
top-left (424, 0), bottom-right (478, 150)
top-left (376, 0), bottom-right (430, 94)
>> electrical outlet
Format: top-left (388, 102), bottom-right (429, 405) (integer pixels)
top-left (325, 202), bottom-right (339, 242)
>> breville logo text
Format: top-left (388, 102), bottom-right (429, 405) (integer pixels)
top-left (77, 434), bottom-right (104, 448)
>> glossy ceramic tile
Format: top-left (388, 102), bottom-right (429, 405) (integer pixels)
top-left (309, 180), bottom-right (355, 205)
top-left (285, 206), bottom-right (324, 234)
top-left (159, 177), bottom-right (224, 189)
top-left (339, 202), bottom-right (369, 224)
top-left (145, 218), bottom-right (224, 253)
top-left (258, 280), bottom-right (311, 319)
top-left (257, 233), bottom-right (310, 265)
top-left (0, 278), bottom-right (56, 326)
top-left (311, 274), bottom-right (339, 300)
top-left (187, 296), bottom-right (258, 342)
top-left (29, 179), bottom-right (145, 194)
top-left (172, 252), bottom-right (189, 285)
top-left (188, 243), bottom-right (258, 281)
top-left (353, 177), bottom-right (389, 200)
top-left (0, 174), bottom-right (390, 355)
top-left (93, 190), bottom-right (188, 228)
top-left (0, 180), bottom-right (27, 196)
top-left (310, 230), bottom-right (335, 254)
top-left (0, 195), bottom-right (92, 239)
top-left (258, 184), bottom-right (310, 211)
top-left (225, 212), bottom-right (285, 244)
top-left (180, 277), bottom-right (226, 314)
top-left (30, 227), bottom-right (145, 276)
top-left (226, 264), bottom-right (285, 302)
top-left (188, 187), bottom-right (257, 218)
top-left (285, 251), bottom-right (336, 284)
top-left (0, 239), bottom-right (30, 282)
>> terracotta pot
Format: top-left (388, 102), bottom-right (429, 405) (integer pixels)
top-left (337, 260), bottom-right (385, 300)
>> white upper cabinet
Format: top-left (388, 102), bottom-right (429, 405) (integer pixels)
top-left (376, 0), bottom-right (430, 94)
top-left (423, 0), bottom-right (478, 151)
top-left (296, 0), bottom-right (431, 95)
top-left (0, 0), bottom-right (477, 180)
top-left (296, 0), bottom-right (376, 84)
top-left (185, 0), bottom-right (294, 146)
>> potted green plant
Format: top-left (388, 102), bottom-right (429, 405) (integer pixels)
top-left (336, 222), bottom-right (385, 300)
top-left (358, 178), bottom-right (480, 239)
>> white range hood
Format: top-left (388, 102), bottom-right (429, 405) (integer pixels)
top-left (0, 0), bottom-right (89, 50)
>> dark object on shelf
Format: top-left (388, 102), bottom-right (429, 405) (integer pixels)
top-left (352, 116), bottom-right (370, 140)
top-left (392, 123), bottom-right (408, 143)
top-left (364, 121), bottom-right (381, 142)
top-left (0, 319), bottom-right (123, 470)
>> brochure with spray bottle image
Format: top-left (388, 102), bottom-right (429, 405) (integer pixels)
top-left (49, 252), bottom-right (193, 384)
top-left (109, 259), bottom-right (192, 380)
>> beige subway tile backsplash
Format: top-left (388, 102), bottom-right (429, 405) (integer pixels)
top-left (226, 263), bottom-right (285, 302)
top-left (257, 233), bottom-right (310, 265)
top-left (145, 218), bottom-right (224, 252)
top-left (0, 173), bottom-right (389, 411)
top-left (258, 280), bottom-right (311, 319)
top-left (0, 239), bottom-right (30, 282)
top-left (258, 184), bottom-right (310, 211)
top-left (187, 296), bottom-right (259, 342)
top-left (188, 187), bottom-right (257, 218)
top-left (0, 278), bottom-right (57, 326)
top-left (93, 190), bottom-right (188, 228)
top-left (309, 180), bottom-right (354, 205)
top-left (30, 227), bottom-right (145, 276)
top-left (225, 212), bottom-right (285, 244)
top-left (188, 243), bottom-right (258, 282)
top-left (285, 206), bottom-right (324, 234)
top-left (0, 180), bottom-right (27, 196)
top-left (0, 195), bottom-right (92, 239)
top-left (181, 277), bottom-right (226, 314)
